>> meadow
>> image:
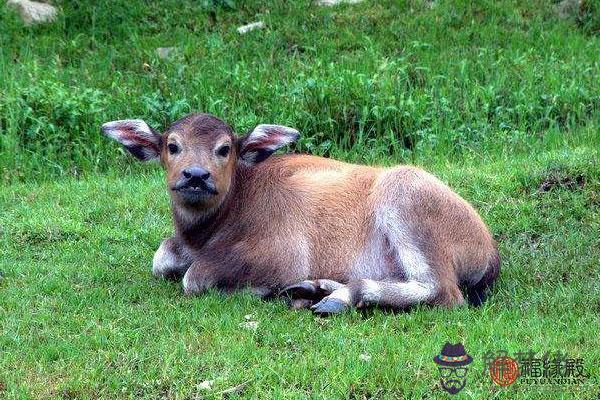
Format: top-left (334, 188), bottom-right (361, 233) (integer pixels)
top-left (1, 0), bottom-right (599, 398)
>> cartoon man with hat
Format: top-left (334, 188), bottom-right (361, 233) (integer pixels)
top-left (433, 342), bottom-right (473, 395)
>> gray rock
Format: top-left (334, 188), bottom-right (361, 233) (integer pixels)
top-left (237, 21), bottom-right (265, 34)
top-left (7, 0), bottom-right (58, 25)
top-left (425, 0), bottom-right (437, 9)
top-left (316, 0), bottom-right (364, 6)
top-left (554, 0), bottom-right (582, 19)
top-left (197, 380), bottom-right (214, 391)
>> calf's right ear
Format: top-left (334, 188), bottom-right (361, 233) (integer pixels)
top-left (101, 119), bottom-right (161, 162)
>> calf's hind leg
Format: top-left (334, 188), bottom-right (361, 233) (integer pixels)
top-left (152, 237), bottom-right (191, 281)
top-left (311, 279), bottom-right (464, 315)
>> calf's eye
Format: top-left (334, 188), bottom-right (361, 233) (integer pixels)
top-left (217, 145), bottom-right (230, 157)
top-left (168, 143), bottom-right (180, 155)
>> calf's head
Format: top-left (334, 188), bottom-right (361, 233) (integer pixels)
top-left (102, 113), bottom-right (299, 211)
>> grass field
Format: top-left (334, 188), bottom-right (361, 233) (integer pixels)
top-left (1, 0), bottom-right (600, 399)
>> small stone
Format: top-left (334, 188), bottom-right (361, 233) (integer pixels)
top-left (316, 0), bottom-right (364, 6)
top-left (237, 21), bottom-right (265, 34)
top-left (359, 353), bottom-right (372, 362)
top-left (244, 314), bottom-right (253, 321)
top-left (197, 380), bottom-right (214, 390)
top-left (156, 47), bottom-right (178, 59)
top-left (7, 0), bottom-right (58, 25)
top-left (239, 321), bottom-right (259, 330)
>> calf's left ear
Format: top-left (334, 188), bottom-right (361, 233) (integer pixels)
top-left (239, 124), bottom-right (300, 165)
top-left (101, 119), bottom-right (161, 162)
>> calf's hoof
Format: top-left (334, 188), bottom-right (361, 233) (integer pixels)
top-left (311, 298), bottom-right (348, 316)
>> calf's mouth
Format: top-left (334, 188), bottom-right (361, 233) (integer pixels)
top-left (171, 178), bottom-right (218, 203)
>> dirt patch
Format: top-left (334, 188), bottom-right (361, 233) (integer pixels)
top-left (538, 173), bottom-right (585, 192)
top-left (60, 389), bottom-right (80, 400)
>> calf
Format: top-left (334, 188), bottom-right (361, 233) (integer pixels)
top-left (102, 113), bottom-right (499, 314)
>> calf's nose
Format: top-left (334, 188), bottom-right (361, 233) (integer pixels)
top-left (182, 166), bottom-right (211, 181)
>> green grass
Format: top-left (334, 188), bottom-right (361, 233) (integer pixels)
top-left (1, 0), bottom-right (600, 179)
top-left (1, 0), bottom-right (600, 398)
top-left (1, 148), bottom-right (599, 399)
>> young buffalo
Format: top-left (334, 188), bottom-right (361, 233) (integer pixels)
top-left (102, 113), bottom-right (499, 315)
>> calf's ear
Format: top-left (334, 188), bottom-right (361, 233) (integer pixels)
top-left (101, 119), bottom-right (161, 162)
top-left (239, 124), bottom-right (300, 165)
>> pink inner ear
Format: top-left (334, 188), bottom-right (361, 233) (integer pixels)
top-left (104, 120), bottom-right (160, 151)
top-left (120, 127), bottom-right (160, 151)
top-left (240, 124), bottom-right (299, 164)
top-left (242, 134), bottom-right (284, 153)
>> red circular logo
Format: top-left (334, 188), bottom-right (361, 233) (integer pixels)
top-left (490, 356), bottom-right (519, 386)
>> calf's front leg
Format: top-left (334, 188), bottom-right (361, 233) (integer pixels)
top-left (152, 237), bottom-right (191, 281)
top-left (182, 260), bottom-right (216, 296)
top-left (182, 261), bottom-right (273, 298)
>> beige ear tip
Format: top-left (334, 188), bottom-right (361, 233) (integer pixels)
top-left (277, 126), bottom-right (300, 141)
top-left (101, 119), bottom-right (150, 136)
top-left (101, 121), bottom-right (117, 136)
